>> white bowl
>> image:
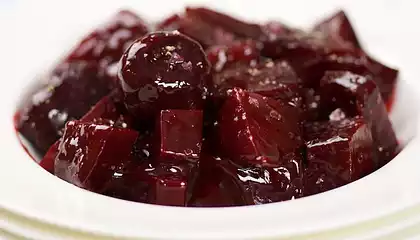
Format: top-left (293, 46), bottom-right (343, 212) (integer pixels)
top-left (3, 0), bottom-right (420, 239)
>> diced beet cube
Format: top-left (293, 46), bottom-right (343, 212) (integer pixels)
top-left (185, 7), bottom-right (263, 41)
top-left (157, 13), bottom-right (235, 49)
top-left (206, 40), bottom-right (262, 72)
top-left (214, 60), bottom-right (304, 107)
top-left (315, 51), bottom-right (398, 105)
top-left (260, 32), bottom-right (329, 85)
top-left (219, 88), bottom-right (303, 167)
top-left (148, 162), bottom-right (197, 206)
top-left (118, 31), bottom-right (211, 122)
top-left (217, 159), bottom-right (302, 204)
top-left (67, 10), bottom-right (149, 78)
top-left (313, 10), bottom-right (361, 49)
top-left (303, 88), bottom-right (322, 121)
top-left (157, 110), bottom-right (203, 163)
top-left (54, 121), bottom-right (139, 193)
top-left (15, 61), bottom-right (112, 158)
top-left (303, 117), bottom-right (375, 196)
top-left (319, 71), bottom-right (398, 165)
top-left (154, 177), bottom-right (188, 206)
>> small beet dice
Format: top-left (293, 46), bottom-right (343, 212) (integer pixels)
top-left (157, 110), bottom-right (203, 163)
top-left (189, 156), bottom-right (247, 207)
top-left (206, 40), bottom-right (262, 72)
top-left (185, 7), bottom-right (263, 42)
top-left (67, 10), bottom-right (149, 77)
top-left (217, 159), bottom-right (302, 204)
top-left (319, 71), bottom-right (398, 165)
top-left (15, 61), bottom-right (111, 159)
top-left (314, 50), bottom-right (399, 105)
top-left (54, 121), bottom-right (139, 193)
top-left (313, 10), bottom-right (361, 49)
top-left (219, 88), bottom-right (303, 167)
top-left (118, 31), bottom-right (211, 122)
top-left (303, 117), bottom-right (375, 196)
top-left (148, 162), bottom-right (197, 206)
top-left (157, 14), bottom-right (235, 49)
top-left (214, 60), bottom-right (304, 107)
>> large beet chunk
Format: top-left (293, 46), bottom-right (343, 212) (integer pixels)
top-left (319, 71), bottom-right (398, 165)
top-left (15, 62), bottom-right (112, 159)
top-left (54, 121), bottom-right (138, 193)
top-left (303, 117), bottom-right (375, 196)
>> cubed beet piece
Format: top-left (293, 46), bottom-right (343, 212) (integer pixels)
top-left (313, 10), bottom-right (361, 49)
top-left (189, 155), bottom-right (247, 207)
top-left (67, 10), bottom-right (149, 78)
top-left (314, 50), bottom-right (398, 105)
top-left (206, 40), bottom-right (262, 72)
top-left (319, 71), bottom-right (398, 165)
top-left (216, 159), bottom-right (302, 204)
top-left (303, 88), bottom-right (322, 121)
top-left (214, 60), bottom-right (304, 107)
top-left (303, 117), bottom-right (374, 196)
top-left (185, 7), bottom-right (263, 41)
top-left (219, 88), bottom-right (303, 167)
top-left (157, 13), bottom-right (235, 48)
top-left (118, 31), bottom-right (211, 122)
top-left (147, 162), bottom-right (198, 206)
top-left (261, 29), bottom-right (351, 84)
top-left (54, 121), bottom-right (139, 193)
top-left (15, 61), bottom-right (112, 159)
top-left (157, 110), bottom-right (203, 163)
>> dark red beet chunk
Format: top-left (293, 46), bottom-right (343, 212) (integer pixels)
top-left (261, 21), bottom-right (295, 41)
top-left (157, 109), bottom-right (203, 163)
top-left (157, 13), bottom-right (235, 48)
top-left (185, 7), bottom-right (263, 42)
top-left (315, 50), bottom-right (399, 104)
top-left (313, 10), bottom-right (361, 49)
top-left (15, 61), bottom-right (112, 159)
top-left (206, 40), bottom-right (262, 72)
top-left (189, 156), bottom-right (246, 207)
top-left (214, 60), bottom-right (304, 107)
top-left (67, 10), bottom-right (149, 78)
top-left (219, 88), bottom-right (303, 167)
top-left (303, 117), bottom-right (374, 196)
top-left (319, 71), bottom-right (398, 165)
top-left (118, 31), bottom-right (210, 122)
top-left (216, 159), bottom-right (302, 204)
top-left (54, 121), bottom-right (138, 193)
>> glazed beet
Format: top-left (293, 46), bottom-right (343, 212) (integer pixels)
top-left (319, 71), bottom-right (398, 165)
top-left (206, 40), bottom-right (262, 72)
top-left (219, 88), bottom-right (303, 167)
top-left (15, 7), bottom-right (401, 207)
top-left (15, 61), bottom-right (111, 159)
top-left (213, 59), bottom-right (304, 107)
top-left (54, 121), bottom-right (139, 193)
top-left (157, 109), bottom-right (203, 163)
top-left (313, 10), bottom-right (361, 49)
top-left (118, 31), bottom-right (210, 122)
top-left (303, 117), bottom-right (374, 196)
top-left (67, 10), bottom-right (149, 78)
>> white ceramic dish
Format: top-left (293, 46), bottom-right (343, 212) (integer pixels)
top-left (3, 0), bottom-right (420, 239)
